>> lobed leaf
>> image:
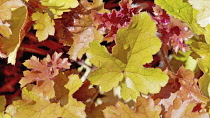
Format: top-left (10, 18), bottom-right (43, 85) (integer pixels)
top-left (152, 66), bottom-right (209, 117)
top-left (87, 12), bottom-right (168, 100)
top-left (165, 97), bottom-right (209, 118)
top-left (5, 82), bottom-right (86, 118)
top-left (32, 12), bottom-right (55, 41)
top-left (19, 52), bottom-right (71, 98)
top-left (103, 97), bottom-right (161, 118)
top-left (191, 42), bottom-right (210, 97)
top-left (41, 0), bottom-right (79, 18)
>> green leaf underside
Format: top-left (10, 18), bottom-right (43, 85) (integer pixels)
top-left (87, 12), bottom-right (168, 100)
top-left (155, 0), bottom-right (204, 35)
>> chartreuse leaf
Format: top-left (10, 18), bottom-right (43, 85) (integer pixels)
top-left (191, 42), bottom-right (210, 97)
top-left (32, 12), bottom-right (55, 42)
top-left (5, 74), bottom-right (86, 118)
top-left (87, 12), bottom-right (168, 100)
top-left (155, 0), bottom-right (204, 35)
top-left (41, 0), bottom-right (79, 18)
top-left (204, 25), bottom-right (210, 44)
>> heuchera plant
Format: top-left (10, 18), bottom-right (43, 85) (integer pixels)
top-left (0, 0), bottom-right (210, 117)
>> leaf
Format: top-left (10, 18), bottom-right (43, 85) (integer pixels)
top-left (41, 0), bottom-right (79, 18)
top-left (0, 96), bottom-right (6, 112)
top-left (31, 12), bottom-right (55, 41)
top-left (0, 0), bottom-right (25, 38)
top-left (152, 66), bottom-right (209, 112)
top-left (190, 42), bottom-right (210, 97)
top-left (155, 0), bottom-right (204, 34)
top-left (73, 80), bottom-right (97, 102)
top-left (53, 72), bottom-right (69, 106)
top-left (164, 97), bottom-right (209, 118)
top-left (103, 97), bottom-right (161, 118)
top-left (1, 5), bottom-right (28, 64)
top-left (68, 26), bottom-right (103, 60)
top-left (87, 12), bottom-right (168, 100)
top-left (188, 0), bottom-right (210, 27)
top-left (0, 0), bottom-right (25, 21)
top-left (5, 84), bottom-right (86, 118)
top-left (19, 52), bottom-right (71, 98)
top-left (0, 21), bottom-right (11, 38)
top-left (204, 25), bottom-right (210, 44)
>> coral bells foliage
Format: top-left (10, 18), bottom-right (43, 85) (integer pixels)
top-left (19, 52), bottom-right (71, 88)
top-left (1, 0), bottom-right (210, 118)
top-left (92, 0), bottom-right (142, 42)
top-left (153, 5), bottom-right (193, 52)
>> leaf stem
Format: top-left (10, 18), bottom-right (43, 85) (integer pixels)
top-left (159, 45), bottom-right (174, 72)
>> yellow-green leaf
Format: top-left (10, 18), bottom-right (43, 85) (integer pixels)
top-left (41, 0), bottom-right (79, 18)
top-left (87, 12), bottom-right (168, 100)
top-left (65, 74), bottom-right (83, 95)
top-left (204, 25), bottom-right (210, 44)
top-left (191, 42), bottom-right (210, 97)
top-left (155, 0), bottom-right (204, 35)
top-left (32, 12), bottom-right (55, 42)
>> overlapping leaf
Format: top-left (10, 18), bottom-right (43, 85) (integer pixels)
top-left (87, 12), bottom-right (168, 100)
top-left (19, 52), bottom-right (71, 98)
top-left (68, 26), bottom-right (103, 60)
top-left (165, 97), bottom-right (209, 118)
top-left (152, 66), bottom-right (209, 117)
top-left (155, 0), bottom-right (204, 34)
top-left (190, 41), bottom-right (210, 97)
top-left (32, 12), bottom-right (55, 41)
top-left (0, 1), bottom-right (28, 64)
top-left (41, 0), bottom-right (79, 18)
top-left (103, 97), bottom-right (161, 118)
top-left (5, 74), bottom-right (86, 118)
